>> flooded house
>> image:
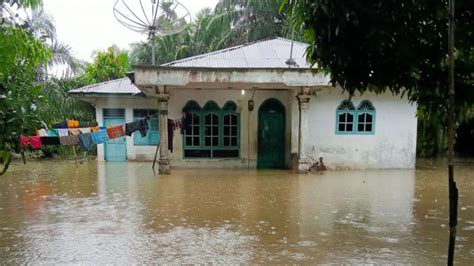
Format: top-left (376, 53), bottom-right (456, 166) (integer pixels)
top-left (70, 38), bottom-right (417, 173)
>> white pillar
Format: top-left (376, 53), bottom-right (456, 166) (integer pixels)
top-left (297, 87), bottom-right (312, 173)
top-left (157, 92), bottom-right (171, 174)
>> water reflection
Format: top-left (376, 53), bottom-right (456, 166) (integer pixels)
top-left (0, 160), bottom-right (472, 263)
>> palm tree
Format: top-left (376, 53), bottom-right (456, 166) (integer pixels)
top-left (39, 78), bottom-right (95, 124)
top-left (209, 0), bottom-right (290, 45)
top-left (26, 8), bottom-right (83, 78)
top-left (129, 28), bottom-right (192, 65)
top-left (129, 7), bottom-right (234, 66)
top-left (188, 8), bottom-right (232, 54)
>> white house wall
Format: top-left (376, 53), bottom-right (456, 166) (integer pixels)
top-left (92, 87), bottom-right (417, 169)
top-left (95, 97), bottom-right (159, 162)
top-left (94, 90), bottom-right (294, 168)
top-left (304, 87), bottom-right (418, 169)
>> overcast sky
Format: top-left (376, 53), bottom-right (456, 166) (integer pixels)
top-left (43, 0), bottom-right (219, 62)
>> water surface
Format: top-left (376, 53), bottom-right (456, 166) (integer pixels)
top-left (0, 160), bottom-right (473, 264)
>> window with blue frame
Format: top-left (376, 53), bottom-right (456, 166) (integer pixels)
top-left (183, 100), bottom-right (240, 158)
top-left (336, 100), bottom-right (375, 134)
top-left (356, 100), bottom-right (375, 133)
top-left (336, 100), bottom-right (356, 133)
top-left (133, 109), bottom-right (160, 145)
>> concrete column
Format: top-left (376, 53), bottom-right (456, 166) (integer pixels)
top-left (297, 87), bottom-right (312, 173)
top-left (157, 93), bottom-right (171, 174)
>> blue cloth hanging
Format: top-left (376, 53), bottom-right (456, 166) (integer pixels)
top-left (91, 130), bottom-right (109, 145)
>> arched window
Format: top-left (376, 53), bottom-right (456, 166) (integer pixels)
top-left (335, 99), bottom-right (376, 135)
top-left (203, 101), bottom-right (220, 147)
top-left (183, 100), bottom-right (240, 158)
top-left (183, 101), bottom-right (201, 147)
top-left (357, 100), bottom-right (375, 133)
top-left (222, 101), bottom-right (239, 148)
top-left (336, 100), bottom-right (356, 133)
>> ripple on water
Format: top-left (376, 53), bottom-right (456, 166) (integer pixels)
top-left (278, 250), bottom-right (309, 262)
top-left (297, 240), bottom-right (317, 247)
top-left (18, 225), bottom-right (258, 264)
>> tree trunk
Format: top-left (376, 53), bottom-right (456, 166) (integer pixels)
top-left (447, 0), bottom-right (458, 264)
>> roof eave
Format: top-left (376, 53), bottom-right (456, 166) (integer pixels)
top-left (133, 65), bottom-right (315, 72)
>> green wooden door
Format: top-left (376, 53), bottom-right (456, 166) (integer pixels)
top-left (257, 99), bottom-right (286, 169)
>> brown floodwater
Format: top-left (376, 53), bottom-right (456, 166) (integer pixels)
top-left (0, 159), bottom-right (473, 264)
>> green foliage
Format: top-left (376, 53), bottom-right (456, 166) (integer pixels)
top-left (25, 8), bottom-right (83, 78)
top-left (213, 0), bottom-right (292, 45)
top-left (83, 46), bottom-right (131, 83)
top-left (129, 1), bottom-right (302, 66)
top-left (0, 22), bottom-right (51, 175)
top-left (283, 0), bottom-right (473, 157)
top-left (283, 0), bottom-right (473, 111)
top-left (0, 0), bottom-right (42, 9)
top-left (39, 78), bottom-right (95, 125)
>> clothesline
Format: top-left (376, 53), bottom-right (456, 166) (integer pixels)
top-left (20, 118), bottom-right (150, 151)
top-left (21, 115), bottom-right (188, 155)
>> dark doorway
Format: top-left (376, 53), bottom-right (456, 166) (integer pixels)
top-left (257, 98), bottom-right (286, 169)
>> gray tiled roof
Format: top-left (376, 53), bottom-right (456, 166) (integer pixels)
top-left (163, 37), bottom-right (310, 68)
top-left (69, 78), bottom-right (141, 95)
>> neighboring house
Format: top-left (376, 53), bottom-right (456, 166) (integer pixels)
top-left (70, 37), bottom-right (417, 172)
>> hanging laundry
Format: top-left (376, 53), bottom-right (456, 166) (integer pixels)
top-left (107, 125), bottom-right (125, 139)
top-left (138, 119), bottom-right (149, 137)
top-left (79, 128), bottom-right (91, 134)
top-left (91, 130), bottom-right (109, 145)
top-left (21, 135), bottom-right (43, 149)
top-left (40, 137), bottom-right (60, 146)
top-left (168, 119), bottom-right (174, 153)
top-left (59, 135), bottom-right (79, 147)
top-left (67, 120), bottom-right (80, 128)
top-left (79, 133), bottom-right (93, 151)
top-left (125, 121), bottom-right (141, 136)
top-left (69, 128), bottom-right (81, 136)
top-left (173, 120), bottom-right (182, 131)
top-left (57, 129), bottom-right (70, 137)
top-left (52, 121), bottom-right (68, 128)
top-left (20, 135), bottom-right (29, 147)
top-left (37, 129), bottom-right (48, 137)
top-left (29, 136), bottom-right (42, 149)
top-left (48, 129), bottom-right (59, 137)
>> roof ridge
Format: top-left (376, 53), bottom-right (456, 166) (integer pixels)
top-left (87, 77), bottom-right (129, 88)
top-left (71, 77), bottom-right (128, 91)
top-left (162, 37), bottom-right (299, 66)
top-left (276, 37), bottom-right (309, 48)
top-left (68, 77), bottom-right (138, 94)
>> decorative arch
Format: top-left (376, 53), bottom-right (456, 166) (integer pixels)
top-left (357, 100), bottom-right (375, 111)
top-left (203, 100), bottom-right (220, 111)
top-left (337, 99), bottom-right (356, 111)
top-left (259, 98), bottom-right (286, 114)
top-left (222, 101), bottom-right (237, 112)
top-left (183, 100), bottom-right (201, 112)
